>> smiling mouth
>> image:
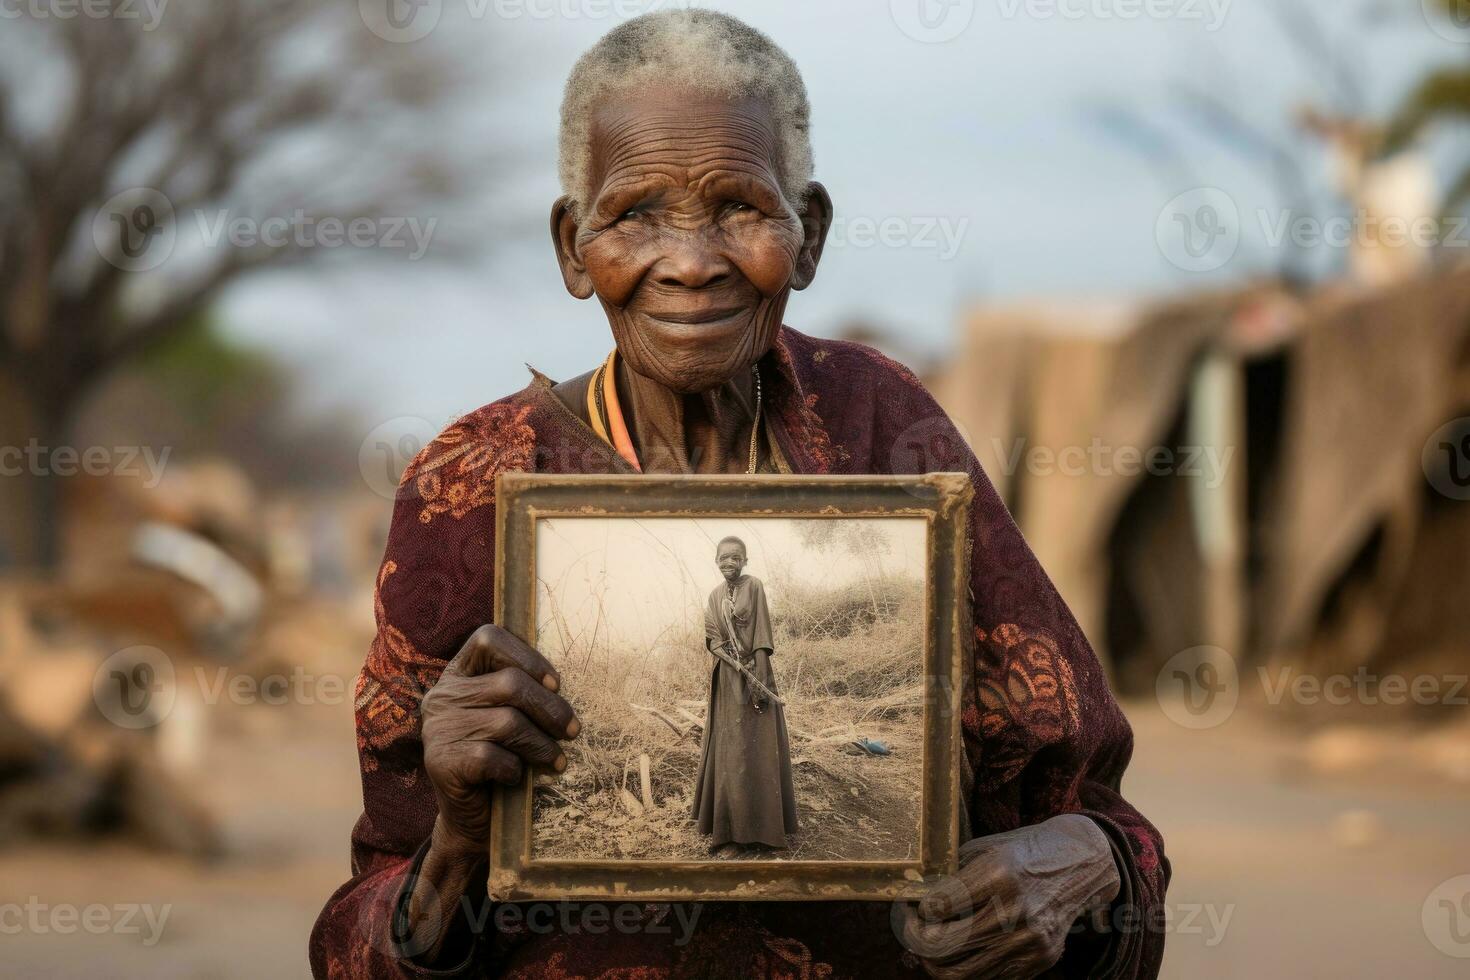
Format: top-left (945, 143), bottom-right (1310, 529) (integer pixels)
top-left (645, 307), bottom-right (747, 325)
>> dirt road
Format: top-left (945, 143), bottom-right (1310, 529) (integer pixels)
top-left (1, 695), bottom-right (1466, 977)
top-left (1125, 700), bottom-right (1470, 978)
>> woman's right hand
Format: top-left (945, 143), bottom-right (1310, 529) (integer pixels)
top-left (421, 623), bottom-right (581, 857)
top-left (398, 625), bottom-right (580, 966)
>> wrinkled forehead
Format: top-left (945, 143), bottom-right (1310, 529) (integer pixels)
top-left (587, 89), bottom-right (783, 198)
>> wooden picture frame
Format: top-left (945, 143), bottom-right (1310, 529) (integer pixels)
top-left (489, 472), bottom-right (972, 902)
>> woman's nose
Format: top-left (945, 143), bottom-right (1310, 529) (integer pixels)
top-left (652, 232), bottom-right (732, 289)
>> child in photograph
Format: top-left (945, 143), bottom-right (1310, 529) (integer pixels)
top-left (691, 535), bottom-right (798, 855)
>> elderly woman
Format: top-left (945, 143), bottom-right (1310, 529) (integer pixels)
top-left (310, 10), bottom-right (1167, 980)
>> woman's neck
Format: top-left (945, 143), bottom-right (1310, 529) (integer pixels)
top-left (615, 357), bottom-right (759, 474)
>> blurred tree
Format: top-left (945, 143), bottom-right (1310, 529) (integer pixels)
top-left (0, 1), bottom-right (483, 568)
top-left (1383, 0), bottom-right (1470, 214)
top-left (1086, 1), bottom-right (1418, 287)
top-left (75, 316), bottom-right (361, 491)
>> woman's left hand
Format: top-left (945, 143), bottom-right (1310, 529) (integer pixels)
top-left (895, 814), bottom-right (1121, 978)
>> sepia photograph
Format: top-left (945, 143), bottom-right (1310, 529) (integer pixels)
top-left (488, 473), bottom-right (969, 902)
top-left (530, 515), bottom-right (927, 863)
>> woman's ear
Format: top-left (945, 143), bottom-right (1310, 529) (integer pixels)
top-left (550, 196), bottom-right (594, 299)
top-left (792, 181), bottom-right (833, 291)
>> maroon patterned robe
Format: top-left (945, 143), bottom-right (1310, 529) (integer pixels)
top-left (309, 325), bottom-right (1169, 979)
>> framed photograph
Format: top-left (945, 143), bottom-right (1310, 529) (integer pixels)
top-left (488, 473), bottom-right (972, 902)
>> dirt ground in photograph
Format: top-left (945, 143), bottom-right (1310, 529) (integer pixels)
top-left (531, 714), bottom-right (925, 863)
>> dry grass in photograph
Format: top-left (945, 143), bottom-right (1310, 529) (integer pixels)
top-left (531, 519), bottom-right (926, 863)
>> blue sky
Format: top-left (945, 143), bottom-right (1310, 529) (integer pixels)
top-left (222, 0), bottom-right (1467, 430)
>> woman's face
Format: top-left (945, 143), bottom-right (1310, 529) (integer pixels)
top-left (552, 88), bottom-right (831, 393)
top-left (716, 542), bottom-right (747, 581)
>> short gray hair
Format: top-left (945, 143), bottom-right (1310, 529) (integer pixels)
top-left (558, 9), bottom-right (814, 219)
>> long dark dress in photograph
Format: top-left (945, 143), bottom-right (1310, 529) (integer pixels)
top-left (691, 574), bottom-right (799, 849)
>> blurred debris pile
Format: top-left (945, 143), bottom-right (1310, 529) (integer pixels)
top-left (0, 455), bottom-right (381, 857)
top-left (0, 587), bottom-right (219, 856)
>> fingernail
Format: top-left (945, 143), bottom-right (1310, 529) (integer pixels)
top-left (565, 717), bottom-right (581, 738)
top-left (543, 674), bottom-right (560, 692)
top-left (554, 754), bottom-right (568, 772)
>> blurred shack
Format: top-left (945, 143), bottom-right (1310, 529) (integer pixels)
top-left (927, 269), bottom-right (1470, 699)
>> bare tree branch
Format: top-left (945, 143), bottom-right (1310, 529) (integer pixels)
top-left (0, 0), bottom-right (483, 404)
